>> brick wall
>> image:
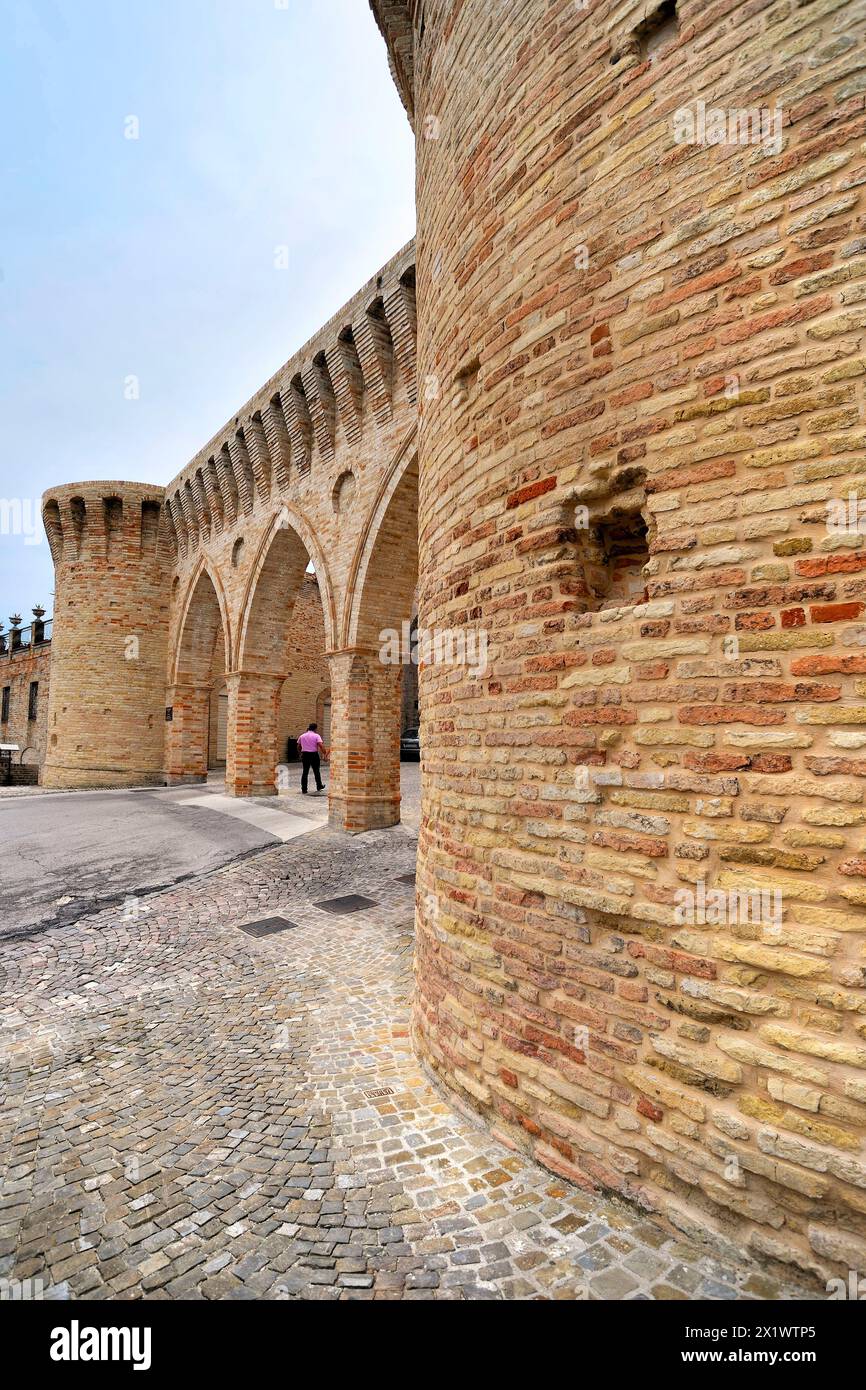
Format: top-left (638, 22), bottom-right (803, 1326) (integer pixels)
top-left (158, 245), bottom-right (419, 812)
top-left (277, 574), bottom-right (331, 759)
top-left (41, 482), bottom-right (170, 788)
top-left (394, 0), bottom-right (866, 1281)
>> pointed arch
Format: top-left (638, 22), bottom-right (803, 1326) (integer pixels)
top-left (172, 557), bottom-right (231, 686)
top-left (343, 424), bottom-right (418, 649)
top-left (236, 504), bottom-right (337, 670)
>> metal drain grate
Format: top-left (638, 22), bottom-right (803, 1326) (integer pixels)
top-left (364, 1087), bottom-right (395, 1098)
top-left (238, 917), bottom-right (299, 937)
top-left (313, 894), bottom-right (377, 915)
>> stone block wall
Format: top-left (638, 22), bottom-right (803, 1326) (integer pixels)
top-left (373, 0), bottom-right (866, 1280)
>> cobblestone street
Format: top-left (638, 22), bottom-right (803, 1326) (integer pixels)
top-left (0, 824), bottom-right (815, 1301)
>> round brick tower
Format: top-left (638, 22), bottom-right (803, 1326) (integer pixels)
top-left (41, 481), bottom-right (171, 788)
top-left (385, 0), bottom-right (866, 1277)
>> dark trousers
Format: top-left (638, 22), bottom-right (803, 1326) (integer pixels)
top-left (301, 752), bottom-right (324, 792)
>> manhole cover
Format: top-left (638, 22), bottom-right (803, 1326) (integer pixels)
top-left (314, 895), bottom-right (377, 915)
top-left (397, 873), bottom-right (416, 884)
top-left (239, 917), bottom-right (299, 937)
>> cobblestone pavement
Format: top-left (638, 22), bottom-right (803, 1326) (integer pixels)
top-left (0, 767), bottom-right (420, 936)
top-left (0, 825), bottom-right (816, 1300)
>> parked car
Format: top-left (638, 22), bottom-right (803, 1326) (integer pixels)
top-left (400, 726), bottom-right (421, 760)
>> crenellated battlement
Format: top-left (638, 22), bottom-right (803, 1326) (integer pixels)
top-left (41, 481), bottom-right (169, 567)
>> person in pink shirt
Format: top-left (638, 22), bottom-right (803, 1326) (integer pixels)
top-left (297, 723), bottom-right (328, 794)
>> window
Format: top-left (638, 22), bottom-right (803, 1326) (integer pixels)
top-left (28, 681), bottom-right (38, 721)
top-left (1, 687), bottom-right (9, 723)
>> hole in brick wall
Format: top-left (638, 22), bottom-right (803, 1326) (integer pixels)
top-left (579, 508), bottom-right (650, 611)
top-left (232, 537), bottom-right (245, 567)
top-left (453, 355), bottom-right (480, 405)
top-left (635, 0), bottom-right (679, 62)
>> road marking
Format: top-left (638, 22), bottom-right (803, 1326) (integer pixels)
top-left (172, 793), bottom-right (317, 843)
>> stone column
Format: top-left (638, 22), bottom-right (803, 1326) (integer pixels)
top-left (165, 683), bottom-right (210, 784)
top-left (225, 670), bottom-right (285, 797)
top-left (327, 648), bottom-right (403, 831)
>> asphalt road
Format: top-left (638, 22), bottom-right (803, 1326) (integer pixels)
top-left (0, 785), bottom-right (307, 936)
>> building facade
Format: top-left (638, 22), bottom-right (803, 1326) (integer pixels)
top-left (0, 611), bottom-right (51, 783)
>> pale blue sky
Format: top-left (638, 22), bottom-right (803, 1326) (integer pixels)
top-left (0, 0), bottom-right (415, 620)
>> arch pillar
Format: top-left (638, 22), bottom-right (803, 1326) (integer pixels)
top-left (225, 670), bottom-right (285, 797)
top-left (327, 647), bottom-right (403, 832)
top-left (165, 682), bottom-right (210, 784)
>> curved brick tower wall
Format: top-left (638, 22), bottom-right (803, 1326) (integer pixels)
top-left (382, 0), bottom-right (866, 1279)
top-left (41, 481), bottom-right (171, 788)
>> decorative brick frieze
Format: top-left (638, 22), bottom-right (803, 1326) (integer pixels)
top-left (354, 304), bottom-right (394, 426)
top-left (325, 333), bottom-right (365, 445)
top-left (261, 396), bottom-right (292, 489)
top-left (243, 415), bottom-right (273, 503)
top-left (301, 355), bottom-right (337, 463)
top-left (384, 275), bottom-right (418, 405)
top-left (200, 458), bottom-right (225, 535)
top-left (227, 433), bottom-right (255, 516)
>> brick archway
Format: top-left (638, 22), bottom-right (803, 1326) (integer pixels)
top-left (342, 430), bottom-right (418, 649)
top-left (226, 508), bottom-right (334, 797)
top-left (236, 505), bottom-right (338, 668)
top-left (329, 443), bottom-right (419, 831)
top-left (166, 561), bottom-right (231, 784)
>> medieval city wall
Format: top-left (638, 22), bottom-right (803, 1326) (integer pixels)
top-left (42, 244), bottom-right (419, 820)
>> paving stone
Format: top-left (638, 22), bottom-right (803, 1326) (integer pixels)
top-left (0, 830), bottom-right (816, 1301)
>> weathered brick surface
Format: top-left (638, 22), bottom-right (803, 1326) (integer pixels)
top-left (370, 0), bottom-right (866, 1277)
